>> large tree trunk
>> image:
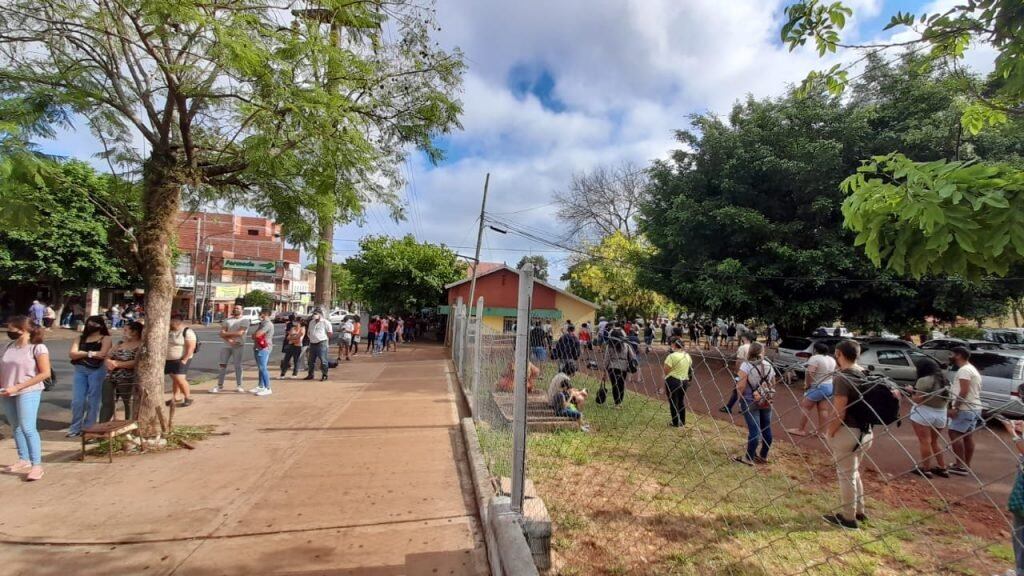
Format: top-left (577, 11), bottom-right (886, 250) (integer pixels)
top-left (314, 204), bottom-right (333, 310)
top-left (133, 151), bottom-right (183, 437)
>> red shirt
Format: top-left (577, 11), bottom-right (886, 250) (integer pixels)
top-left (369, 321), bottom-right (380, 334)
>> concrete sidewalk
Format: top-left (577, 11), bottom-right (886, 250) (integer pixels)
top-left (0, 343), bottom-right (489, 576)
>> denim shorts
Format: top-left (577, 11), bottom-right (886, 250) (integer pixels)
top-left (910, 404), bottom-right (948, 429)
top-left (948, 410), bottom-right (983, 433)
top-left (804, 383), bottom-right (833, 403)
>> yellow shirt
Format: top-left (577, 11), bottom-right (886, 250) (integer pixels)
top-left (664, 351), bottom-right (692, 381)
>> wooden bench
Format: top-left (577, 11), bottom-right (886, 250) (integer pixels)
top-left (82, 421), bottom-right (139, 463)
top-left (491, 392), bottom-right (581, 432)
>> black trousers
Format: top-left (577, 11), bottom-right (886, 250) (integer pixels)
top-left (280, 344), bottom-right (302, 376)
top-left (665, 376), bottom-right (689, 426)
top-left (607, 368), bottom-right (627, 405)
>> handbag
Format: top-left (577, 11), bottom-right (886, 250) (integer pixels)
top-left (1010, 467), bottom-right (1024, 514)
top-left (596, 381), bottom-right (608, 404)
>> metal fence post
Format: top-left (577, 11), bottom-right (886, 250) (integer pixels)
top-left (511, 264), bottom-right (534, 514)
top-left (454, 296), bottom-right (464, 371)
top-left (472, 296), bottom-right (484, 420)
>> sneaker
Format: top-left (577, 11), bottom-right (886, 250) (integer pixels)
top-left (580, 425), bottom-right (591, 432)
top-left (754, 456), bottom-right (770, 465)
top-left (718, 406), bottom-right (731, 414)
top-left (733, 455), bottom-right (755, 466)
top-left (209, 387), bottom-right (222, 394)
top-left (823, 513), bottom-right (858, 529)
top-left (181, 398), bottom-right (194, 408)
top-left (249, 387), bottom-right (262, 394)
top-left (256, 388), bottom-right (273, 396)
top-left (931, 467), bottom-right (950, 478)
top-left (911, 467), bottom-right (934, 479)
top-left (65, 431), bottom-right (82, 438)
top-left (948, 466), bottom-right (970, 476)
top-left (302, 375), bottom-right (314, 381)
top-left (855, 513), bottom-right (868, 523)
top-left (235, 387), bottom-right (247, 394)
top-left (320, 375), bottom-right (328, 382)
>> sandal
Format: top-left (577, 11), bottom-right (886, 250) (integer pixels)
top-left (786, 428), bottom-right (809, 437)
top-left (5, 460), bottom-right (31, 473)
top-left (26, 466), bottom-right (43, 481)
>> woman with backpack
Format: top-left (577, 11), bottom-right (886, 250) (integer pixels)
top-left (906, 358), bottom-right (950, 478)
top-left (603, 327), bottom-right (635, 408)
top-left (733, 342), bottom-right (776, 465)
top-left (0, 315), bottom-right (50, 481)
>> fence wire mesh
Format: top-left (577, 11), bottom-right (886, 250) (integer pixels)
top-left (452, 313), bottom-right (1024, 575)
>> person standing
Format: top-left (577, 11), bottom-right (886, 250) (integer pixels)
top-left (663, 338), bottom-right (693, 428)
top-left (67, 315), bottom-right (112, 437)
top-left (28, 300), bottom-right (45, 327)
top-left (604, 327), bottom-right (635, 408)
top-left (350, 317), bottom-right (361, 356)
top-left (1, 315), bottom-right (50, 481)
top-left (377, 316), bottom-right (388, 353)
top-left (733, 342), bottom-right (776, 466)
top-left (165, 314), bottom-right (197, 407)
top-left (905, 358), bottom-right (950, 478)
top-left (212, 305), bottom-right (250, 394)
top-left (787, 341), bottom-right (837, 437)
top-left (825, 339), bottom-right (874, 529)
top-left (337, 316), bottom-right (354, 362)
top-left (396, 317), bottom-right (405, 344)
top-left (529, 321), bottom-right (548, 362)
top-left (280, 315), bottom-right (305, 378)
top-left (110, 304), bottom-right (122, 329)
top-left (43, 304), bottom-right (56, 330)
top-left (643, 322), bottom-right (654, 353)
top-left (251, 309), bottom-right (274, 396)
top-left (660, 321), bottom-right (669, 346)
top-left (720, 333), bottom-right (753, 414)
top-left (947, 346), bottom-right (983, 476)
top-left (554, 324), bottom-right (581, 370)
top-left (367, 316), bottom-right (379, 355)
top-left (304, 309), bottom-right (333, 381)
top-left (387, 316), bottom-right (399, 351)
top-left (1001, 418), bottom-right (1024, 576)
top-left (101, 321), bottom-right (142, 421)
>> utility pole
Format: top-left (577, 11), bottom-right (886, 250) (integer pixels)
top-left (467, 173), bottom-right (490, 312)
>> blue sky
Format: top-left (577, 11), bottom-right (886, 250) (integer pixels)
top-left (39, 0), bottom-right (982, 285)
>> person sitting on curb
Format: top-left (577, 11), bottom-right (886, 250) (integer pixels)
top-left (547, 362), bottom-right (589, 431)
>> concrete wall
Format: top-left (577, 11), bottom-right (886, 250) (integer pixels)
top-left (448, 269), bottom-right (557, 309)
top-left (555, 293), bottom-right (597, 328)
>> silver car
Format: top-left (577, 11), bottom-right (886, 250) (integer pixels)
top-left (918, 338), bottom-right (1004, 365)
top-left (945, 351), bottom-right (1024, 418)
top-left (859, 346), bottom-right (942, 386)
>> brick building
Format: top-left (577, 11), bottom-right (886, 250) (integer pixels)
top-left (174, 212), bottom-right (312, 318)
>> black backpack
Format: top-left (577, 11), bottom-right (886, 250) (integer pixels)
top-left (186, 327), bottom-right (201, 353)
top-left (844, 370), bottom-right (901, 430)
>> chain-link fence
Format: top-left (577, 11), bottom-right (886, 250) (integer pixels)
top-left (450, 277), bottom-right (1020, 574)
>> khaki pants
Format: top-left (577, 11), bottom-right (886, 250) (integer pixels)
top-left (829, 425), bottom-right (874, 519)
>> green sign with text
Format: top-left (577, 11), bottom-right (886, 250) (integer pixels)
top-left (223, 259), bottom-right (276, 273)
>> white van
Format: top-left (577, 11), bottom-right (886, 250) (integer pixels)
top-left (240, 306), bottom-right (263, 323)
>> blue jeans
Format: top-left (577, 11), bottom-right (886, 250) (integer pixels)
top-left (1, 390), bottom-right (42, 465)
top-left (532, 346), bottom-right (547, 362)
top-left (71, 364), bottom-right (107, 434)
top-left (740, 399), bottom-right (773, 460)
top-left (1014, 513), bottom-right (1024, 576)
top-left (254, 348), bottom-right (271, 390)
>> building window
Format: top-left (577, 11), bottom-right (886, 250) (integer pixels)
top-left (247, 229), bottom-right (259, 236)
top-left (502, 317), bottom-right (517, 334)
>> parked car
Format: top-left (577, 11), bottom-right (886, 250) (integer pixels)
top-left (812, 326), bottom-right (854, 338)
top-left (776, 336), bottom-right (847, 376)
top-left (272, 311), bottom-right (293, 323)
top-left (918, 338), bottom-right (1004, 365)
top-left (854, 336), bottom-right (915, 349)
top-left (983, 328), bottom-right (1024, 350)
top-left (859, 345), bottom-right (941, 386)
top-left (943, 351), bottom-right (1024, 418)
top-left (239, 306), bottom-right (262, 323)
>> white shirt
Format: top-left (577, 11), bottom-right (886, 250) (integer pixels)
top-left (341, 320), bottom-right (354, 339)
top-left (307, 319), bottom-right (334, 344)
top-left (805, 354), bottom-right (837, 386)
top-left (955, 363), bottom-right (983, 413)
top-left (736, 343), bottom-right (750, 362)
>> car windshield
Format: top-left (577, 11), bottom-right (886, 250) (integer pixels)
top-left (994, 331), bottom-right (1023, 344)
top-left (779, 337), bottom-right (811, 350)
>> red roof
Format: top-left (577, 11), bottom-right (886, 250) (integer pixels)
top-left (465, 262), bottom-right (505, 279)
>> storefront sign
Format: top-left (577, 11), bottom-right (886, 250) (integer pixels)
top-left (213, 285), bottom-right (244, 300)
top-left (249, 281), bottom-right (276, 293)
top-left (175, 274), bottom-right (195, 289)
top-left (223, 259), bottom-right (276, 273)
top-left (292, 281), bottom-right (309, 294)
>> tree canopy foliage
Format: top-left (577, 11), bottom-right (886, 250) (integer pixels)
top-left (516, 255), bottom-right (550, 281)
top-left (241, 289), bottom-right (274, 311)
top-left (782, 0), bottom-right (1024, 277)
top-left (555, 161), bottom-right (649, 243)
top-left (565, 232), bottom-right (673, 321)
top-left (640, 57), bottom-right (1024, 334)
top-left (343, 235), bottom-right (465, 313)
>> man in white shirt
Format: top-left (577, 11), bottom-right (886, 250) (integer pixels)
top-left (304, 309), bottom-right (334, 381)
top-left (947, 346), bottom-right (983, 475)
top-left (212, 305), bottom-right (251, 393)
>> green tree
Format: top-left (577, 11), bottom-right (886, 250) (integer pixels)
top-left (782, 1), bottom-right (1024, 277)
top-left (343, 235), bottom-right (465, 312)
top-left (0, 0), bottom-right (461, 435)
top-left (240, 290), bottom-right (274, 311)
top-left (0, 161), bottom-right (131, 313)
top-left (640, 60), bottom-right (1022, 334)
top-left (516, 255), bottom-right (550, 281)
top-left (565, 232), bottom-right (672, 320)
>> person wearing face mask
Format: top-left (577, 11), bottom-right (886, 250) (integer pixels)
top-left (212, 305), bottom-right (250, 394)
top-left (100, 321), bottom-right (143, 422)
top-left (0, 315), bottom-right (51, 481)
top-left (304, 309), bottom-right (333, 381)
top-left (67, 315), bottom-right (112, 438)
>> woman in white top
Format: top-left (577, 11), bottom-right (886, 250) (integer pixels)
top-left (787, 341), bottom-right (837, 437)
top-left (0, 315), bottom-right (51, 481)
